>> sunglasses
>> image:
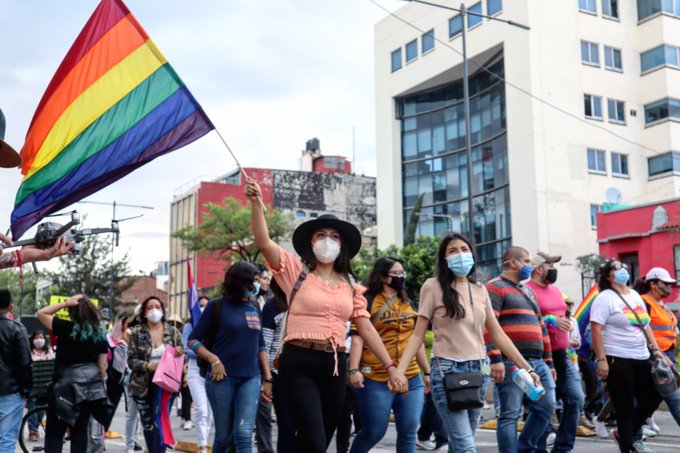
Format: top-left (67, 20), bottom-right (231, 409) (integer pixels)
top-left (612, 263), bottom-right (629, 271)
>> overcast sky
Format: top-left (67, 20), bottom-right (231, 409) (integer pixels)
top-left (0, 0), bottom-right (403, 274)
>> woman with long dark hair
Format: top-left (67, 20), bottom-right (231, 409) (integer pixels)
top-left (188, 261), bottom-right (273, 453)
top-left (128, 296), bottom-right (183, 453)
top-left (396, 233), bottom-right (540, 452)
top-left (246, 177), bottom-right (407, 453)
top-left (590, 259), bottom-right (672, 452)
top-left (37, 295), bottom-right (110, 452)
top-left (348, 256), bottom-right (430, 453)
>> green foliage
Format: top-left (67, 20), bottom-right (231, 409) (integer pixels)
top-left (351, 236), bottom-right (440, 304)
top-left (404, 193), bottom-right (425, 245)
top-left (0, 269), bottom-right (42, 318)
top-left (575, 253), bottom-right (607, 277)
top-left (173, 197), bottom-right (294, 263)
top-left (48, 235), bottom-right (136, 319)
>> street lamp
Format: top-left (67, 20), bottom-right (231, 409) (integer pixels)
top-left (400, 1), bottom-right (529, 249)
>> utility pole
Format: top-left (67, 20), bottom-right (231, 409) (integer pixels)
top-left (78, 200), bottom-right (153, 324)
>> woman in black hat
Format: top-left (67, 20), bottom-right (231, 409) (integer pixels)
top-left (246, 177), bottom-right (407, 453)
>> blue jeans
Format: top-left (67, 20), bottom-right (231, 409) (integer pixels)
top-left (430, 358), bottom-right (484, 453)
top-left (497, 358), bottom-right (556, 453)
top-left (27, 398), bottom-right (45, 433)
top-left (540, 353), bottom-right (584, 452)
top-left (205, 374), bottom-right (261, 453)
top-left (663, 349), bottom-right (680, 426)
top-left (350, 374), bottom-right (424, 453)
top-left (0, 392), bottom-right (24, 451)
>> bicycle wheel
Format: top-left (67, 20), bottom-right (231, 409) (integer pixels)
top-left (19, 404), bottom-right (48, 453)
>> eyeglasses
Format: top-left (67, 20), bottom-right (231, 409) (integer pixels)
top-left (388, 272), bottom-right (407, 278)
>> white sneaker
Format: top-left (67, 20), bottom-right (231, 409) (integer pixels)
top-left (646, 416), bottom-right (661, 433)
top-left (642, 425), bottom-right (657, 438)
top-left (633, 440), bottom-right (656, 453)
top-left (593, 418), bottom-right (609, 438)
top-left (416, 439), bottom-right (436, 451)
top-left (183, 420), bottom-right (193, 430)
top-left (546, 432), bottom-right (556, 447)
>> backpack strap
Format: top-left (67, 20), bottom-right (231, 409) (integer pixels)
top-left (287, 264), bottom-right (310, 308)
top-left (370, 295), bottom-right (399, 326)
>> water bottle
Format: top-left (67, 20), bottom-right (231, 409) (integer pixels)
top-left (511, 366), bottom-right (545, 401)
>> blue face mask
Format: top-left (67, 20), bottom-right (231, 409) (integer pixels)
top-left (447, 252), bottom-right (474, 277)
top-left (518, 264), bottom-right (534, 281)
top-left (614, 268), bottom-right (629, 285)
top-left (247, 282), bottom-right (261, 298)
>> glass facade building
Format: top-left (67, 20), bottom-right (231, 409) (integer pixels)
top-left (397, 55), bottom-right (510, 277)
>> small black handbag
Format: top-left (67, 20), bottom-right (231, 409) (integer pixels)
top-left (443, 371), bottom-right (485, 411)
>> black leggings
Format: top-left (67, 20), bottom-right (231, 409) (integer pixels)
top-left (278, 344), bottom-right (347, 453)
top-left (606, 356), bottom-right (663, 453)
top-left (45, 400), bottom-right (97, 453)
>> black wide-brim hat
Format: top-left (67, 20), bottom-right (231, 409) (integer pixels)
top-left (292, 214), bottom-right (362, 259)
top-left (0, 108), bottom-right (21, 168)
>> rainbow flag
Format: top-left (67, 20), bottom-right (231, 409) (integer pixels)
top-left (187, 256), bottom-right (201, 327)
top-left (575, 283), bottom-right (599, 355)
top-left (11, 0), bottom-right (213, 239)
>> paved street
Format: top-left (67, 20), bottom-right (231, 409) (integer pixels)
top-left (19, 404), bottom-right (680, 452)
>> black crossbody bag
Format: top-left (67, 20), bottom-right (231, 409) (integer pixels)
top-left (441, 282), bottom-right (485, 411)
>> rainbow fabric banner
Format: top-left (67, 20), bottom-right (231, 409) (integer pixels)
top-left (575, 283), bottom-right (599, 356)
top-left (11, 0), bottom-right (213, 239)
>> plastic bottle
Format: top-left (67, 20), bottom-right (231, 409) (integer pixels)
top-left (511, 366), bottom-right (545, 401)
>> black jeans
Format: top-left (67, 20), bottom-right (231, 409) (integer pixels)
top-left (180, 383), bottom-right (192, 421)
top-left (133, 383), bottom-right (168, 453)
top-left (336, 382), bottom-right (358, 453)
top-left (45, 400), bottom-right (97, 452)
top-left (272, 372), bottom-right (296, 453)
top-left (278, 344), bottom-right (347, 453)
top-left (255, 398), bottom-right (273, 453)
top-left (606, 356), bottom-right (663, 453)
top-left (417, 391), bottom-right (447, 445)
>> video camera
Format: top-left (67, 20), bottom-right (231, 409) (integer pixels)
top-left (11, 210), bottom-right (120, 256)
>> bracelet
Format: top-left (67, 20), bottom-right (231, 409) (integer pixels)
top-left (595, 358), bottom-right (606, 363)
top-left (263, 378), bottom-right (273, 383)
top-left (385, 361), bottom-right (396, 371)
top-left (211, 360), bottom-right (221, 366)
top-left (423, 371), bottom-right (431, 376)
top-left (527, 369), bottom-right (537, 375)
top-left (348, 368), bottom-right (360, 375)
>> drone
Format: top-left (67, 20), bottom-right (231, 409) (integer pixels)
top-left (10, 210), bottom-right (121, 256)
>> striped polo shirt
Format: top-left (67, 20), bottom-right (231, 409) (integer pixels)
top-left (484, 276), bottom-right (553, 367)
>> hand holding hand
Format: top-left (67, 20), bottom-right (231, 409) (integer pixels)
top-left (423, 374), bottom-right (431, 394)
top-left (260, 382), bottom-right (273, 402)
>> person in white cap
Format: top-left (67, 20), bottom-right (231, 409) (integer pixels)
top-left (634, 267), bottom-right (680, 430)
top-left (0, 107), bottom-right (74, 267)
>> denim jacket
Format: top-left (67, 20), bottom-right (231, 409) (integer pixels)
top-left (127, 322), bottom-right (182, 397)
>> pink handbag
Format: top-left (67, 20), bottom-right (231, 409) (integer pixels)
top-left (152, 345), bottom-right (184, 393)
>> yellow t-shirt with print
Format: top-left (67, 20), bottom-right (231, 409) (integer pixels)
top-left (354, 293), bottom-right (421, 382)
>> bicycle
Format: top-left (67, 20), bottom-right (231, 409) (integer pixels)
top-left (19, 359), bottom-right (54, 453)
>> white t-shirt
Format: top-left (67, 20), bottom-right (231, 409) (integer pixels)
top-left (590, 289), bottom-right (651, 360)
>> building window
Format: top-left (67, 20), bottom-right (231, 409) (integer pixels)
top-left (422, 29), bottom-right (435, 53)
top-left (648, 151), bottom-right (680, 176)
top-left (638, 0), bottom-right (680, 20)
top-left (581, 41), bottom-right (600, 66)
top-left (611, 152), bottom-right (629, 176)
top-left (449, 15), bottom-right (463, 37)
top-left (674, 245), bottom-right (680, 281)
top-left (602, 0), bottom-right (619, 18)
top-left (579, 0), bottom-right (597, 13)
top-left (584, 94), bottom-right (603, 119)
top-left (590, 204), bottom-right (602, 229)
top-left (488, 0), bottom-right (503, 16)
top-left (641, 44), bottom-right (680, 72)
top-left (604, 46), bottom-right (623, 71)
top-left (608, 98), bottom-right (626, 123)
top-left (587, 148), bottom-right (607, 173)
top-left (405, 39), bottom-right (418, 63)
top-left (645, 98), bottom-right (680, 124)
top-left (468, 3), bottom-right (483, 28)
top-left (295, 210), bottom-right (306, 218)
top-left (391, 48), bottom-right (402, 72)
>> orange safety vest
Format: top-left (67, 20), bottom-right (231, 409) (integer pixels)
top-left (642, 293), bottom-right (678, 351)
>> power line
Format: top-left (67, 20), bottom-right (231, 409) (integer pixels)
top-left (369, 0), bottom-right (666, 156)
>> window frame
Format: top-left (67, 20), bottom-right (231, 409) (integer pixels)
top-left (487, 0), bottom-right (503, 16)
top-left (607, 98), bottom-right (626, 124)
top-left (584, 94), bottom-right (604, 120)
top-left (581, 40), bottom-right (600, 66)
top-left (602, 0), bottom-right (620, 19)
top-left (405, 39), bottom-right (418, 64)
top-left (587, 147), bottom-right (607, 174)
top-left (421, 29), bottom-right (435, 54)
top-left (640, 44), bottom-right (680, 74)
top-left (648, 151), bottom-right (680, 178)
top-left (611, 151), bottom-right (629, 177)
top-left (590, 204), bottom-right (602, 230)
top-left (604, 46), bottom-right (623, 72)
top-left (391, 48), bottom-right (402, 72)
top-left (645, 97), bottom-right (680, 125)
top-left (579, 0), bottom-right (598, 14)
top-left (449, 15), bottom-right (463, 38)
top-left (467, 2), bottom-right (483, 29)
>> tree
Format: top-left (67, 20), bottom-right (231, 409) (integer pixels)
top-left (404, 193), bottom-right (425, 245)
top-left (173, 197), bottom-right (294, 263)
top-left (575, 253), bottom-right (607, 278)
top-left (0, 269), bottom-right (43, 318)
top-left (49, 235), bottom-right (135, 318)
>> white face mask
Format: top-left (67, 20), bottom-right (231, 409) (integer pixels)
top-left (312, 237), bottom-right (341, 264)
top-left (146, 308), bottom-right (163, 324)
top-left (33, 338), bottom-right (45, 349)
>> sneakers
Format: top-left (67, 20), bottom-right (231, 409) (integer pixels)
top-left (646, 416), bottom-right (661, 433)
top-left (642, 425), bottom-right (657, 438)
top-left (546, 432), bottom-right (556, 447)
top-left (182, 419), bottom-right (193, 430)
top-left (593, 417), bottom-right (609, 438)
top-left (416, 439), bottom-right (436, 451)
top-left (633, 440), bottom-right (655, 453)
